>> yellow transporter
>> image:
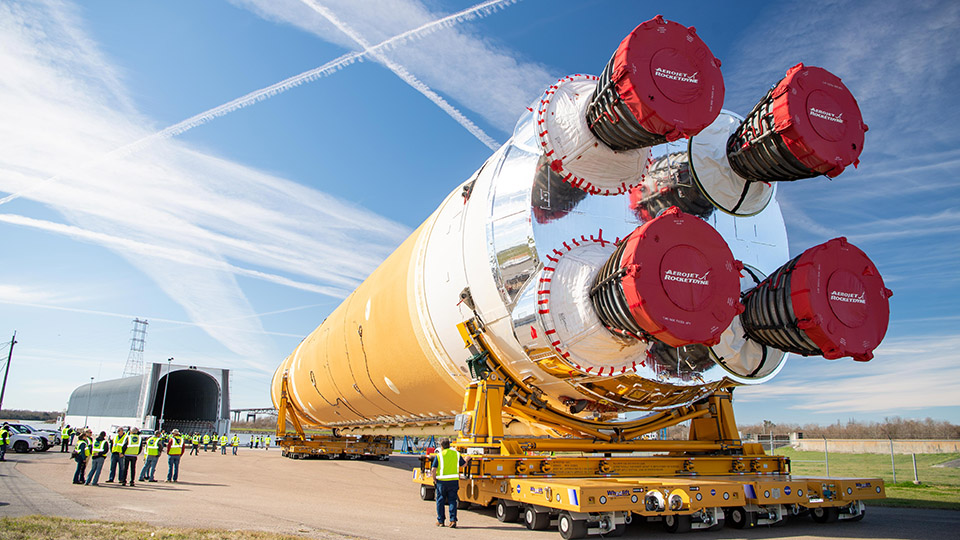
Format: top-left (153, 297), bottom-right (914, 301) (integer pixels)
top-left (274, 16), bottom-right (891, 538)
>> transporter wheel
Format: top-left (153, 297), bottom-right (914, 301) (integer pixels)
top-left (706, 514), bottom-right (725, 531)
top-left (13, 440), bottom-right (28, 453)
top-left (420, 484), bottom-right (435, 501)
top-left (496, 499), bottom-right (519, 522)
top-left (663, 514), bottom-right (692, 533)
top-left (457, 499), bottom-right (471, 510)
top-left (849, 508), bottom-right (866, 522)
top-left (608, 523), bottom-right (626, 537)
top-left (558, 512), bottom-right (587, 540)
top-left (811, 506), bottom-right (840, 523)
top-left (726, 507), bottom-right (757, 529)
top-left (523, 507), bottom-right (551, 530)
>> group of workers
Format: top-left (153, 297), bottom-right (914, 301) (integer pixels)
top-left (69, 426), bottom-right (188, 486)
top-left (61, 423), bottom-right (273, 486)
top-left (188, 432), bottom-right (271, 455)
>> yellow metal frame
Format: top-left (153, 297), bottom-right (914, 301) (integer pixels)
top-left (411, 318), bottom-right (885, 520)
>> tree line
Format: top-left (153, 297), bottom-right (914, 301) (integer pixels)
top-left (739, 417), bottom-right (960, 439)
top-left (0, 409), bottom-right (60, 421)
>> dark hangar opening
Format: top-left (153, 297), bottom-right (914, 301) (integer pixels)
top-left (151, 370), bottom-right (219, 427)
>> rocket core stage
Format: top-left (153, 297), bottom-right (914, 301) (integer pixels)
top-left (273, 16), bottom-right (890, 431)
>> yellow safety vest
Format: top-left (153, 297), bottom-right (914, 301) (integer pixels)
top-left (169, 436), bottom-right (184, 455)
top-left (124, 434), bottom-right (141, 456)
top-left (145, 436), bottom-right (161, 456)
top-left (111, 433), bottom-right (127, 453)
top-left (92, 439), bottom-right (108, 455)
top-left (231, 435), bottom-right (239, 446)
top-left (203, 434), bottom-right (210, 444)
top-left (219, 435), bottom-right (228, 445)
top-left (435, 448), bottom-right (461, 481)
top-left (62, 426), bottom-right (71, 438)
top-left (192, 435), bottom-right (200, 444)
top-left (76, 439), bottom-right (91, 458)
top-left (0, 428), bottom-right (10, 445)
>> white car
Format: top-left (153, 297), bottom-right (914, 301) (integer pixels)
top-left (11, 423), bottom-right (61, 451)
top-left (5, 425), bottom-right (45, 453)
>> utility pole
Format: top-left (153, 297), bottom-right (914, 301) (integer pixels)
top-left (83, 377), bottom-right (94, 427)
top-left (159, 358), bottom-right (173, 432)
top-left (0, 331), bottom-right (16, 412)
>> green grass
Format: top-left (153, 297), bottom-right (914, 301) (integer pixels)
top-left (0, 516), bottom-right (356, 540)
top-left (774, 448), bottom-right (960, 510)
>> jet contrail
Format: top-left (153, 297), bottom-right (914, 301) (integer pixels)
top-left (0, 300), bottom-right (306, 338)
top-left (301, 0), bottom-right (501, 150)
top-left (0, 0), bottom-right (516, 207)
top-left (0, 213), bottom-right (350, 299)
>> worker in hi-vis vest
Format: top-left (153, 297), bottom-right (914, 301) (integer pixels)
top-left (166, 429), bottom-right (185, 482)
top-left (139, 433), bottom-right (162, 482)
top-left (106, 427), bottom-right (126, 483)
top-left (430, 439), bottom-right (466, 528)
top-left (120, 427), bottom-right (143, 486)
top-left (231, 434), bottom-right (240, 455)
top-left (219, 434), bottom-right (228, 455)
top-left (60, 424), bottom-right (72, 452)
top-left (202, 433), bottom-right (211, 452)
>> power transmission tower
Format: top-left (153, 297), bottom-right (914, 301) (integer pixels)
top-left (122, 318), bottom-right (148, 377)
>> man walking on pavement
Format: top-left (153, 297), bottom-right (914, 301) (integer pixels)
top-left (120, 427), bottom-right (142, 486)
top-left (430, 439), bottom-right (466, 528)
top-left (105, 427), bottom-right (126, 483)
top-left (190, 433), bottom-right (200, 455)
top-left (166, 429), bottom-right (184, 482)
top-left (139, 432), bottom-right (162, 482)
top-left (231, 433), bottom-right (240, 455)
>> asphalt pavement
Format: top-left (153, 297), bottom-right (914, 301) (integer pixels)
top-left (0, 448), bottom-right (957, 540)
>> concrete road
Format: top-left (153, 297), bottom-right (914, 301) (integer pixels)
top-left (0, 449), bottom-right (957, 540)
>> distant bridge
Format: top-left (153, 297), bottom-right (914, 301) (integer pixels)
top-left (230, 407), bottom-right (277, 422)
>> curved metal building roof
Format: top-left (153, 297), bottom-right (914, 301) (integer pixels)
top-left (66, 375), bottom-right (145, 418)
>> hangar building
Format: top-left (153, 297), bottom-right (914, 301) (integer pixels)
top-left (64, 362), bottom-right (230, 435)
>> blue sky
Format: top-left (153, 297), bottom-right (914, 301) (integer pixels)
top-left (0, 0), bottom-right (957, 426)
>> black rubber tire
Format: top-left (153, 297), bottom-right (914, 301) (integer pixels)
top-left (811, 506), bottom-right (840, 523)
top-left (726, 507), bottom-right (757, 529)
top-left (496, 499), bottom-right (519, 523)
top-left (419, 484), bottom-right (435, 501)
top-left (523, 507), bottom-right (551, 530)
top-left (663, 514), bottom-right (692, 533)
top-left (13, 440), bottom-right (28, 453)
top-left (457, 499), bottom-right (471, 510)
top-left (558, 512), bottom-right (587, 540)
top-left (707, 516), bottom-right (725, 531)
top-left (608, 523), bottom-right (626, 537)
top-left (848, 508), bottom-right (866, 522)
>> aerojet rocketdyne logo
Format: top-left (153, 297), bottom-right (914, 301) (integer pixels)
top-left (829, 290), bottom-right (866, 304)
top-left (664, 270), bottom-right (710, 286)
top-left (654, 67), bottom-right (699, 84)
top-left (809, 108), bottom-right (844, 124)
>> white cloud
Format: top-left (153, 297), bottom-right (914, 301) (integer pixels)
top-left (0, 1), bottom-right (409, 360)
top-left (737, 335), bottom-right (960, 413)
top-left (232, 0), bottom-right (554, 131)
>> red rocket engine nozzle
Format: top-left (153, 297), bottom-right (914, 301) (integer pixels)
top-left (586, 15), bottom-right (725, 151)
top-left (590, 207), bottom-right (744, 347)
top-left (727, 63), bottom-right (868, 182)
top-left (741, 238), bottom-right (892, 362)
